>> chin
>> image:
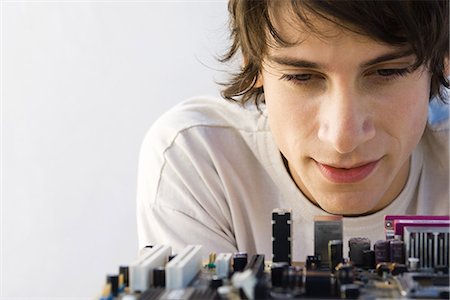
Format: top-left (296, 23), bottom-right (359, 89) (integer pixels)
top-left (318, 200), bottom-right (376, 216)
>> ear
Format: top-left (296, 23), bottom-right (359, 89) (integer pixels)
top-left (254, 73), bottom-right (263, 88)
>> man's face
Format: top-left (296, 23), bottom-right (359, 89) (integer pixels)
top-left (260, 16), bottom-right (431, 215)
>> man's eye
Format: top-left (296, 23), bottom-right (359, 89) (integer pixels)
top-left (280, 73), bottom-right (313, 83)
top-left (376, 68), bottom-right (411, 78)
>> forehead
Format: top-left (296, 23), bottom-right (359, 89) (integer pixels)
top-left (268, 3), bottom-right (372, 48)
top-left (266, 4), bottom-right (407, 63)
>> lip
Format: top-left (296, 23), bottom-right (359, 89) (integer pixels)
top-left (315, 159), bottom-right (381, 184)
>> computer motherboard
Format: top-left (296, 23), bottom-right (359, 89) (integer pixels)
top-left (98, 212), bottom-right (449, 299)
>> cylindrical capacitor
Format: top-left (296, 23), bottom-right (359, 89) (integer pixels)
top-left (107, 275), bottom-right (119, 297)
top-left (153, 267), bottom-right (166, 287)
top-left (233, 252), bottom-right (248, 272)
top-left (389, 240), bottom-right (405, 264)
top-left (119, 266), bottom-right (129, 287)
top-left (374, 240), bottom-right (390, 264)
top-left (328, 240), bottom-right (343, 271)
top-left (362, 250), bottom-right (375, 270)
top-left (270, 262), bottom-right (289, 288)
top-left (335, 263), bottom-right (355, 285)
top-left (348, 237), bottom-right (371, 267)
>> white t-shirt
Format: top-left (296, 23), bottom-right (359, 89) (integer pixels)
top-left (137, 96), bottom-right (449, 260)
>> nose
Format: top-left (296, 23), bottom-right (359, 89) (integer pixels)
top-left (317, 86), bottom-right (375, 154)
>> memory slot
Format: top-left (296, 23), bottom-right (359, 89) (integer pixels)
top-left (129, 245), bottom-right (172, 293)
top-left (165, 245), bottom-right (202, 290)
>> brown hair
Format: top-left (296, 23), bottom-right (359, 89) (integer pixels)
top-left (220, 0), bottom-right (449, 105)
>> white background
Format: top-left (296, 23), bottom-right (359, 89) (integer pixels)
top-left (1, 0), bottom-right (231, 298)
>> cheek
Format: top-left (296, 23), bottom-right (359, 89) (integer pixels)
top-left (378, 79), bottom-right (430, 153)
top-left (265, 88), bottom-right (316, 159)
top-left (392, 76), bottom-right (430, 127)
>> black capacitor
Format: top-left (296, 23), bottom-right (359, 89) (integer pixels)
top-left (348, 237), bottom-right (371, 267)
top-left (389, 240), bottom-right (405, 264)
top-left (374, 240), bottom-right (390, 264)
top-left (335, 263), bottom-right (355, 285)
top-left (233, 252), bottom-right (248, 272)
top-left (306, 255), bottom-right (321, 270)
top-left (153, 267), bottom-right (166, 287)
top-left (107, 275), bottom-right (119, 297)
top-left (362, 250), bottom-right (376, 270)
top-left (119, 266), bottom-right (129, 287)
top-left (271, 262), bottom-right (289, 288)
top-left (328, 240), bottom-right (343, 271)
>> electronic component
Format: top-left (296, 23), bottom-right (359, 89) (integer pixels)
top-left (306, 255), bottom-right (321, 271)
top-left (389, 239), bottom-right (405, 264)
top-left (335, 262), bottom-right (356, 285)
top-left (107, 275), bottom-right (119, 297)
top-left (165, 245), bottom-right (202, 289)
top-left (233, 252), bottom-right (248, 273)
top-left (129, 244), bottom-right (171, 292)
top-left (328, 239), bottom-right (343, 271)
top-left (304, 271), bottom-right (335, 298)
top-left (119, 266), bottom-right (129, 290)
top-left (394, 219), bottom-right (450, 239)
top-left (215, 253), bottom-right (232, 279)
top-left (362, 249), bottom-right (375, 269)
top-left (396, 272), bottom-right (449, 298)
top-left (404, 226), bottom-right (449, 268)
top-left (232, 254), bottom-right (266, 300)
top-left (340, 283), bottom-right (360, 299)
top-left (374, 240), bottom-right (390, 264)
top-left (348, 237), bottom-right (370, 267)
top-left (272, 209), bottom-right (292, 264)
top-left (99, 214), bottom-right (450, 299)
top-left (384, 215), bottom-right (450, 239)
top-left (314, 215), bottom-right (343, 268)
top-left (270, 262), bottom-right (289, 288)
top-left (153, 267), bottom-right (165, 287)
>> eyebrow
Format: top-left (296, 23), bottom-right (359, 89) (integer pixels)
top-left (267, 49), bottom-right (414, 70)
top-left (361, 49), bottom-right (414, 68)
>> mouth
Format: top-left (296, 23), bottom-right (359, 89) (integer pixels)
top-left (315, 158), bottom-right (381, 184)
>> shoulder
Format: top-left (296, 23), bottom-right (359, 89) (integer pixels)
top-left (142, 95), bottom-right (265, 153)
top-left (427, 97), bottom-right (449, 132)
top-left (422, 97), bottom-right (449, 170)
top-left (424, 98), bottom-right (449, 147)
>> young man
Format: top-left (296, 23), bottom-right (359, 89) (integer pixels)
top-left (137, 1), bottom-right (449, 260)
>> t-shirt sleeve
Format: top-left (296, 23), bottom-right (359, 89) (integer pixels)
top-left (136, 115), bottom-right (238, 256)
